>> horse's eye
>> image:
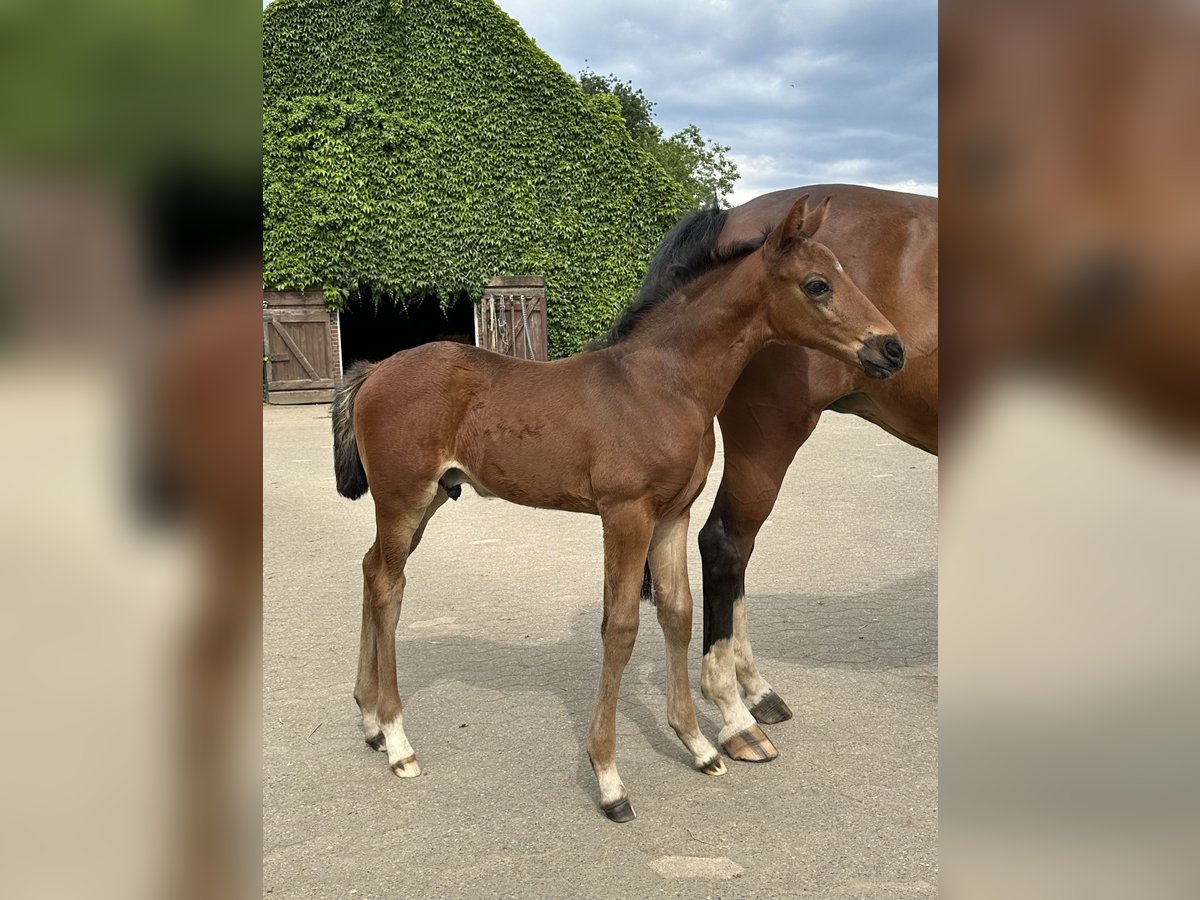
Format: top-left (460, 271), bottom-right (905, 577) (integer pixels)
top-left (805, 280), bottom-right (830, 296)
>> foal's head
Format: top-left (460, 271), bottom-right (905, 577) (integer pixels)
top-left (759, 195), bottom-right (905, 378)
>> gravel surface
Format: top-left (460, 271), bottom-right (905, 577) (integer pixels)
top-left (264, 403), bottom-right (937, 899)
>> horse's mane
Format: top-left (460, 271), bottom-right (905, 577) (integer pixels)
top-left (589, 204), bottom-right (768, 349)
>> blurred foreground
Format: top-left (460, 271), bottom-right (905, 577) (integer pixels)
top-left (942, 1), bottom-right (1200, 897)
top-left (1, 2), bottom-right (261, 898)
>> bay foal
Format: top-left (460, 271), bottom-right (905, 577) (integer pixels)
top-left (331, 196), bottom-right (905, 821)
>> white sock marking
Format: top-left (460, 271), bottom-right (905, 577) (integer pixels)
top-left (381, 713), bottom-right (416, 765)
top-left (701, 639), bottom-right (756, 743)
top-left (732, 597), bottom-right (774, 707)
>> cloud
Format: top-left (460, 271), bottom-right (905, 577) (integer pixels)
top-left (496, 0), bottom-right (936, 201)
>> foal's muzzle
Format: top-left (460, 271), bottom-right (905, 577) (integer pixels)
top-left (858, 333), bottom-right (906, 379)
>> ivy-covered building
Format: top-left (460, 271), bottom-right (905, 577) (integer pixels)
top-left (263, 0), bottom-right (689, 379)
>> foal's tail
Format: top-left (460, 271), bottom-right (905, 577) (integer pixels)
top-left (332, 361), bottom-right (377, 500)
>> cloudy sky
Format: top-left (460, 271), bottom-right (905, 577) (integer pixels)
top-left (494, 0), bottom-right (937, 205)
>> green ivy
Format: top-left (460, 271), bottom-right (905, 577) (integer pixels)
top-left (263, 0), bottom-right (690, 357)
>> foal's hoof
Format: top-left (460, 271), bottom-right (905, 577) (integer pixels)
top-left (698, 755), bottom-right (728, 776)
top-left (601, 797), bottom-right (636, 823)
top-left (722, 724), bottom-right (779, 763)
top-left (366, 732), bottom-right (387, 752)
top-left (750, 690), bottom-right (794, 725)
top-left (390, 755), bottom-right (422, 778)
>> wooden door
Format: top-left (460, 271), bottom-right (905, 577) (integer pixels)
top-left (263, 291), bottom-right (337, 403)
top-left (476, 276), bottom-right (548, 362)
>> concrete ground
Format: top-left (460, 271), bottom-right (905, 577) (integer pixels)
top-left (264, 403), bottom-right (937, 899)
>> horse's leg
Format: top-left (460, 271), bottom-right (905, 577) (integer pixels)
top-left (731, 593), bottom-right (784, 722)
top-left (408, 487), bottom-right (449, 553)
top-left (355, 541), bottom-right (384, 751)
top-left (699, 411), bottom-right (821, 753)
top-left (368, 484), bottom-right (442, 777)
top-left (588, 503), bottom-right (655, 822)
top-left (648, 513), bottom-right (726, 776)
top-left (356, 487), bottom-right (450, 752)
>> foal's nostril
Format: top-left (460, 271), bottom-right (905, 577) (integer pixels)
top-left (858, 334), bottom-right (905, 378)
top-left (883, 338), bottom-right (904, 365)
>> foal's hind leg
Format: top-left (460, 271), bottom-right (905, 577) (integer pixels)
top-left (648, 514), bottom-right (725, 776)
top-left (356, 488), bottom-right (450, 753)
top-left (362, 486), bottom-right (446, 777)
top-left (408, 487), bottom-right (449, 555)
top-left (355, 551), bottom-right (385, 751)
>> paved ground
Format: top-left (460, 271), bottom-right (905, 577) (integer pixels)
top-left (264, 403), bottom-right (937, 899)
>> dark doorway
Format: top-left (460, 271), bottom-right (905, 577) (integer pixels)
top-left (339, 291), bottom-right (475, 368)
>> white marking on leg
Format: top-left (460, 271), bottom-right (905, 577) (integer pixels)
top-left (666, 684), bottom-right (720, 768)
top-left (362, 710), bottom-right (383, 748)
top-left (594, 763), bottom-right (627, 809)
top-left (701, 638), bottom-right (756, 744)
top-left (381, 714), bottom-right (418, 771)
top-left (675, 726), bottom-right (720, 769)
top-left (732, 597), bottom-right (774, 708)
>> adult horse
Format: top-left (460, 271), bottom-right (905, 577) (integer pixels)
top-left (332, 196), bottom-right (906, 821)
top-left (692, 184), bottom-right (938, 754)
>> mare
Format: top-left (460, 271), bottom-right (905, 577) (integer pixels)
top-left (689, 185), bottom-right (938, 744)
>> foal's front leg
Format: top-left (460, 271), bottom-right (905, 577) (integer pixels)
top-left (588, 503), bottom-right (654, 823)
top-left (648, 514), bottom-right (725, 776)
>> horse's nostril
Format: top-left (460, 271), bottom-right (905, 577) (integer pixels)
top-left (883, 338), bottom-right (904, 364)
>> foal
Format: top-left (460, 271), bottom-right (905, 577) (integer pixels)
top-left (332, 196), bottom-right (904, 821)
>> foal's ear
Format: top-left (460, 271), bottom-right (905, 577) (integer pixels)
top-left (800, 196), bottom-right (832, 239)
top-left (768, 194), bottom-right (832, 257)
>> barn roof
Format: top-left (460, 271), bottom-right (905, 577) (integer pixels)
top-left (263, 0), bottom-right (689, 356)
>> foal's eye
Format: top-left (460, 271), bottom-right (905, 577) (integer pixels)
top-left (804, 280), bottom-right (830, 296)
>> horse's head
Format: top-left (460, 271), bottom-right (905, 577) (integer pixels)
top-left (760, 195), bottom-right (905, 379)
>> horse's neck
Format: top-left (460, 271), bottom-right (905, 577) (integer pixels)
top-left (621, 265), bottom-right (771, 419)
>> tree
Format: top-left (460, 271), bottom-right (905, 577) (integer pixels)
top-left (656, 125), bottom-right (740, 211)
top-left (577, 70), bottom-right (660, 150)
top-left (578, 69), bottom-right (740, 208)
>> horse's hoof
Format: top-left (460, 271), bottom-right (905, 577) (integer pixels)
top-left (366, 732), bottom-right (387, 752)
top-left (698, 755), bottom-right (727, 776)
top-left (601, 797), bottom-right (636, 823)
top-left (750, 690), bottom-right (794, 725)
top-left (391, 755), bottom-right (422, 778)
top-left (722, 724), bottom-right (779, 762)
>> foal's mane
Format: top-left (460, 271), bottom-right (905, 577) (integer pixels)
top-left (590, 205), bottom-right (768, 349)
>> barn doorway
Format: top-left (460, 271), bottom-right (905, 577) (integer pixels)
top-left (339, 291), bottom-right (475, 368)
